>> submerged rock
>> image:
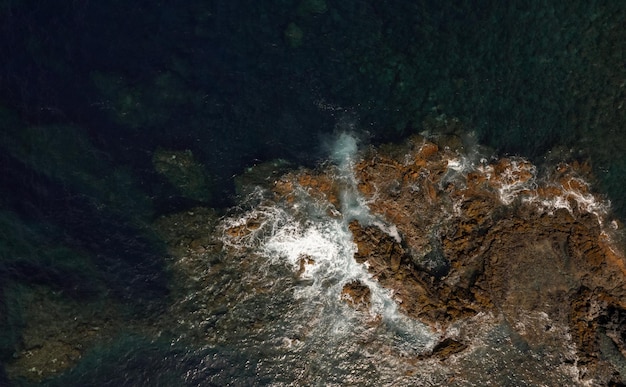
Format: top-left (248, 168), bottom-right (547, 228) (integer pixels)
top-left (152, 148), bottom-right (212, 202)
top-left (284, 22), bottom-right (304, 48)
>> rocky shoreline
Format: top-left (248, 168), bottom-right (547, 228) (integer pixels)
top-left (227, 133), bottom-right (626, 384)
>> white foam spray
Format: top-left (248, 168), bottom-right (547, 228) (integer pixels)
top-left (329, 133), bottom-right (402, 241)
top-left (222, 132), bottom-right (437, 353)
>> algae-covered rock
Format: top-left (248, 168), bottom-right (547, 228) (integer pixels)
top-left (284, 22), bottom-right (303, 48)
top-left (234, 159), bottom-right (291, 196)
top-left (2, 282), bottom-right (167, 383)
top-left (152, 149), bottom-right (212, 202)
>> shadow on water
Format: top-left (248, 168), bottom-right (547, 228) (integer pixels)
top-left (0, 150), bottom-right (169, 305)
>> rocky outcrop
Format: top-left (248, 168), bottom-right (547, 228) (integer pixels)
top-left (263, 134), bottom-right (626, 384)
top-left (341, 280), bottom-right (371, 311)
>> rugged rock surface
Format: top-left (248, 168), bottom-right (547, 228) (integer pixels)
top-left (260, 134), bottom-right (626, 384)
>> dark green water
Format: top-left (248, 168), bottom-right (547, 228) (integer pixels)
top-left (1, 1), bottom-right (625, 385)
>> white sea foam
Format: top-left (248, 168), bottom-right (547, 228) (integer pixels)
top-left (330, 132), bottom-right (359, 168)
top-left (221, 133), bottom-right (437, 351)
top-left (259, 201), bottom-right (436, 349)
top-left (478, 159), bottom-right (538, 205)
top-left (446, 157), bottom-right (473, 173)
top-left (472, 156), bottom-right (610, 225)
top-left (329, 132), bottom-right (404, 241)
top-left (529, 190), bottom-right (609, 229)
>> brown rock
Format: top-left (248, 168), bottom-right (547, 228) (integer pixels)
top-left (341, 280), bottom-right (371, 311)
top-left (429, 338), bottom-right (468, 360)
top-left (263, 134), bottom-right (626, 381)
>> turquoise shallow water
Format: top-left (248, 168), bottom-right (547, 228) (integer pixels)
top-left (1, 1), bottom-right (626, 385)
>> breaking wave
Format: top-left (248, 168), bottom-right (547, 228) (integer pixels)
top-left (220, 133), bottom-right (438, 354)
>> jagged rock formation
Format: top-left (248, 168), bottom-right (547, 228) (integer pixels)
top-left (260, 134), bottom-right (626, 384)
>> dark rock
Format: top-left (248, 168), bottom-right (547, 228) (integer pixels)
top-left (430, 338), bottom-right (467, 360)
top-left (410, 235), bottom-right (450, 279)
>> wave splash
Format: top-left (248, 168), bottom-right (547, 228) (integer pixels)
top-left (221, 132), bottom-right (437, 355)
